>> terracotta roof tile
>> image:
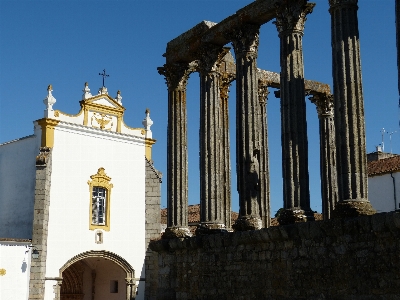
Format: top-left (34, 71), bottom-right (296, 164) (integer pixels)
top-left (368, 155), bottom-right (400, 176)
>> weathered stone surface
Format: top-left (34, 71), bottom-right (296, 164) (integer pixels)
top-left (329, 0), bottom-right (374, 213)
top-left (149, 212), bottom-right (400, 299)
top-left (158, 62), bottom-right (194, 232)
top-left (275, 0), bottom-right (314, 222)
top-left (332, 200), bottom-right (377, 218)
top-left (277, 208), bottom-right (315, 225)
top-left (162, 226), bottom-right (192, 239)
top-left (198, 46), bottom-right (232, 230)
top-left (232, 215), bottom-right (262, 231)
top-left (29, 147), bottom-right (53, 300)
top-left (144, 158), bottom-right (162, 300)
top-left (309, 93), bottom-right (338, 220)
top-left (195, 222), bottom-right (228, 236)
top-left (230, 23), bottom-right (262, 227)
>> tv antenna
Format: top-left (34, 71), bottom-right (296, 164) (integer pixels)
top-left (387, 130), bottom-right (398, 154)
top-left (381, 128), bottom-right (386, 152)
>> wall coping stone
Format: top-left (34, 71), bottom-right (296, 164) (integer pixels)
top-left (150, 212), bottom-right (400, 253)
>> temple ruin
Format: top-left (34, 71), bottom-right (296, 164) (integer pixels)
top-left (158, 0), bottom-right (376, 237)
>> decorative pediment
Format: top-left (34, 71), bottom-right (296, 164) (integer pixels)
top-left (45, 83), bottom-right (148, 137)
top-left (80, 94), bottom-right (125, 115)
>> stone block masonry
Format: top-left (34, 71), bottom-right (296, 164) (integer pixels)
top-left (144, 158), bottom-right (162, 300)
top-left (150, 212), bottom-right (400, 299)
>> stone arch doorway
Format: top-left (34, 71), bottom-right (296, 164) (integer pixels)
top-left (59, 250), bottom-right (136, 300)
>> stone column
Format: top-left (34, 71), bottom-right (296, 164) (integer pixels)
top-left (158, 62), bottom-right (194, 238)
top-left (310, 93), bottom-right (338, 219)
top-left (257, 81), bottom-right (271, 228)
top-left (230, 24), bottom-right (262, 231)
top-left (219, 67), bottom-right (235, 229)
top-left (329, 0), bottom-right (376, 216)
top-left (196, 45), bottom-right (229, 234)
top-left (274, 1), bottom-right (315, 225)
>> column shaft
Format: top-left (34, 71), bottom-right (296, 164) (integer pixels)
top-left (197, 46), bottom-right (232, 234)
top-left (329, 0), bottom-right (376, 216)
top-left (258, 82), bottom-right (271, 228)
top-left (158, 63), bottom-right (193, 238)
top-left (275, 1), bottom-right (315, 224)
top-left (219, 72), bottom-right (235, 229)
top-left (310, 93), bottom-right (338, 219)
top-left (199, 71), bottom-right (225, 227)
top-left (230, 24), bottom-right (262, 230)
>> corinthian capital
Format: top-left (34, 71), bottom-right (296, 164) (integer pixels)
top-left (196, 45), bottom-right (229, 75)
top-left (228, 24), bottom-right (260, 58)
top-left (258, 80), bottom-right (270, 105)
top-left (157, 62), bottom-right (196, 90)
top-left (309, 93), bottom-right (334, 118)
top-left (219, 72), bottom-right (236, 102)
top-left (274, 1), bottom-right (315, 34)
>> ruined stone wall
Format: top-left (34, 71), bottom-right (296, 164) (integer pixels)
top-left (150, 212), bottom-right (400, 300)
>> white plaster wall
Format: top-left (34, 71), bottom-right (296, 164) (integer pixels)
top-left (0, 135), bottom-right (39, 239)
top-left (0, 241), bottom-right (31, 300)
top-left (368, 172), bottom-right (400, 212)
top-left (43, 123), bottom-right (146, 300)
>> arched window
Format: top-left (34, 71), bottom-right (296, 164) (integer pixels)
top-left (87, 168), bottom-right (113, 231)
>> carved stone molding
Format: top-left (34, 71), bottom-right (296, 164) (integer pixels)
top-left (157, 62), bottom-right (195, 90)
top-left (309, 93), bottom-right (334, 118)
top-left (229, 23), bottom-right (260, 58)
top-left (274, 1), bottom-right (315, 34)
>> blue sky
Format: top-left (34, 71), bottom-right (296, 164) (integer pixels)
top-left (0, 0), bottom-right (398, 216)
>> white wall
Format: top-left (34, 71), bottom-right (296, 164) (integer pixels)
top-left (0, 135), bottom-right (39, 239)
top-left (0, 241), bottom-right (31, 300)
top-left (43, 122), bottom-right (146, 300)
top-left (368, 172), bottom-right (400, 212)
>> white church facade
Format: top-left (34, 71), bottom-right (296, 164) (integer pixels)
top-left (0, 83), bottom-right (161, 300)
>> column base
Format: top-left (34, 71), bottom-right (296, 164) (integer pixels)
top-left (195, 222), bottom-right (228, 235)
top-left (331, 200), bottom-right (376, 218)
top-left (277, 208), bottom-right (315, 225)
top-left (232, 215), bottom-right (262, 231)
top-left (161, 226), bottom-right (192, 239)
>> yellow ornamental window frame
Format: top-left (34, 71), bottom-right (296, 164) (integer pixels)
top-left (88, 168), bottom-right (113, 231)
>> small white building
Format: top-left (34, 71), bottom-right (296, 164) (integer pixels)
top-left (0, 83), bottom-right (161, 300)
top-left (367, 150), bottom-right (400, 213)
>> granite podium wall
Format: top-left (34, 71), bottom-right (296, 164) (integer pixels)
top-left (149, 212), bottom-right (400, 299)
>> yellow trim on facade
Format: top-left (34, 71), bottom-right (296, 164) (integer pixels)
top-left (145, 138), bottom-right (156, 160)
top-left (36, 118), bottom-right (60, 148)
top-left (80, 95), bottom-right (125, 132)
top-left (53, 109), bottom-right (83, 118)
top-left (87, 168), bottom-right (113, 231)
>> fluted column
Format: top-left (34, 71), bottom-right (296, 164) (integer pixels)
top-left (275, 1), bottom-right (315, 225)
top-left (257, 81), bottom-right (271, 228)
top-left (329, 0), bottom-right (376, 217)
top-left (158, 62), bottom-right (194, 238)
top-left (230, 24), bottom-right (262, 231)
top-left (196, 46), bottom-right (229, 234)
top-left (219, 70), bottom-right (235, 230)
top-left (310, 93), bottom-right (338, 219)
